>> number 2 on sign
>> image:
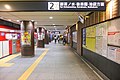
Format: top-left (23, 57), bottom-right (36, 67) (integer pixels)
top-left (50, 2), bottom-right (54, 9)
top-left (48, 2), bottom-right (59, 10)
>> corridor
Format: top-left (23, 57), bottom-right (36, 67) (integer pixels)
top-left (0, 42), bottom-right (100, 80)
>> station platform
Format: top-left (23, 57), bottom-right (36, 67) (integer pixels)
top-left (0, 42), bottom-right (100, 80)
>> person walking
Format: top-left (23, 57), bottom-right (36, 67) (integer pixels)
top-left (57, 35), bottom-right (60, 43)
top-left (54, 35), bottom-right (57, 44)
top-left (63, 36), bottom-right (66, 45)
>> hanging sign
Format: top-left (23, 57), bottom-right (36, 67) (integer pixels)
top-left (48, 1), bottom-right (106, 11)
top-left (0, 1), bottom-right (106, 12)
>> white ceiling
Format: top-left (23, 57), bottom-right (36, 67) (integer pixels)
top-left (0, 12), bottom-right (89, 30)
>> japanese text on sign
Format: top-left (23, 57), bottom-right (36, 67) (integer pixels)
top-left (48, 1), bottom-right (105, 10)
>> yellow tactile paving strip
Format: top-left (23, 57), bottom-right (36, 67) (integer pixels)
top-left (0, 53), bottom-right (20, 67)
top-left (18, 49), bottom-right (49, 80)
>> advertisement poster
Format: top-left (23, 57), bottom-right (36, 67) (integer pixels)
top-left (96, 36), bottom-right (108, 57)
top-left (86, 26), bottom-right (96, 37)
top-left (21, 30), bottom-right (31, 46)
top-left (108, 31), bottom-right (120, 46)
top-left (96, 22), bottom-right (108, 57)
top-left (96, 37), bottom-right (103, 55)
top-left (116, 48), bottom-right (120, 64)
top-left (83, 28), bottom-right (86, 45)
top-left (108, 46), bottom-right (120, 64)
top-left (96, 22), bottom-right (107, 37)
top-left (72, 31), bottom-right (77, 43)
top-left (86, 38), bottom-right (96, 52)
top-left (85, 26), bottom-right (96, 52)
top-left (38, 33), bottom-right (45, 40)
top-left (96, 24), bottom-right (103, 36)
top-left (102, 22), bottom-right (108, 37)
top-left (68, 33), bottom-right (70, 43)
top-left (108, 46), bottom-right (116, 62)
top-left (108, 19), bottom-right (120, 46)
top-left (102, 36), bottom-right (108, 57)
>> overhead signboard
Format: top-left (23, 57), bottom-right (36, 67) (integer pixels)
top-left (48, 1), bottom-right (106, 11)
top-left (0, 1), bottom-right (106, 12)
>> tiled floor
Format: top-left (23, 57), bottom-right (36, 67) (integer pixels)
top-left (0, 42), bottom-right (100, 80)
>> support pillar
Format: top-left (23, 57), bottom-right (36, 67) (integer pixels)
top-left (48, 31), bottom-right (51, 43)
top-left (37, 27), bottom-right (45, 48)
top-left (77, 22), bottom-right (84, 56)
top-left (20, 20), bottom-right (35, 57)
top-left (44, 30), bottom-right (49, 44)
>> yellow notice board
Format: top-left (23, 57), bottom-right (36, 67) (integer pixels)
top-left (85, 26), bottom-right (96, 52)
top-left (86, 26), bottom-right (96, 37)
top-left (86, 38), bottom-right (96, 52)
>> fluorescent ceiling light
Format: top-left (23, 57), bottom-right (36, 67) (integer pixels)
top-left (54, 26), bottom-right (56, 28)
top-left (16, 20), bottom-right (20, 22)
top-left (49, 16), bottom-right (53, 19)
top-left (106, 0), bottom-right (111, 2)
top-left (4, 4), bottom-right (11, 10)
top-left (8, 19), bottom-right (11, 21)
top-left (53, 24), bottom-right (55, 25)
top-left (31, 20), bottom-right (34, 22)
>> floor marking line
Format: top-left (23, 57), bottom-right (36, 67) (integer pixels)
top-left (0, 63), bottom-right (14, 67)
top-left (18, 49), bottom-right (49, 80)
top-left (0, 53), bottom-right (20, 63)
top-left (0, 53), bottom-right (20, 67)
top-left (81, 58), bottom-right (104, 80)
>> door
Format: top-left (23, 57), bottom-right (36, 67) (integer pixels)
top-left (0, 41), bottom-right (2, 58)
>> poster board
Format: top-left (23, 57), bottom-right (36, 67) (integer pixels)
top-left (68, 33), bottom-right (70, 43)
top-left (96, 22), bottom-right (108, 57)
top-left (96, 37), bottom-right (103, 55)
top-left (72, 31), bottom-right (77, 43)
top-left (83, 28), bottom-right (86, 45)
top-left (86, 38), bottom-right (96, 52)
top-left (108, 19), bottom-right (120, 46)
top-left (38, 33), bottom-right (45, 40)
top-left (21, 30), bottom-right (31, 46)
top-left (86, 26), bottom-right (96, 52)
top-left (108, 46), bottom-right (120, 64)
top-left (96, 24), bottom-right (103, 36)
top-left (86, 26), bottom-right (96, 37)
top-left (102, 36), bottom-right (108, 57)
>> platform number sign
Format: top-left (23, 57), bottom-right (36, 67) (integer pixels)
top-left (48, 2), bottom-right (60, 10)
